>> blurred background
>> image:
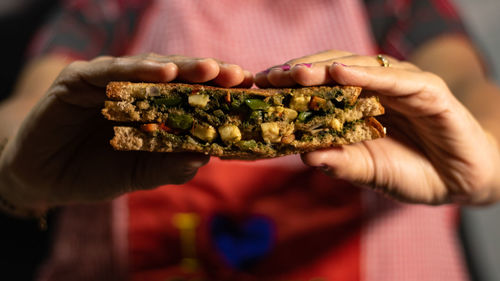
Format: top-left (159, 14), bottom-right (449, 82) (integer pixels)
top-left (0, 0), bottom-right (499, 280)
top-left (0, 0), bottom-right (58, 102)
top-left (455, 0), bottom-right (500, 82)
top-left (454, 1), bottom-right (500, 281)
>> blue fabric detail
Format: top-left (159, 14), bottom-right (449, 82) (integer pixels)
top-left (210, 214), bottom-right (275, 271)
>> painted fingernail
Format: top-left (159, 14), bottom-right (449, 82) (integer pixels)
top-left (264, 64), bottom-right (291, 74)
top-left (280, 64), bottom-right (291, 71)
top-left (296, 63), bottom-right (312, 68)
top-left (333, 62), bottom-right (348, 67)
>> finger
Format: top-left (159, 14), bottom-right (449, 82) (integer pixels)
top-left (261, 55), bottom-right (404, 88)
top-left (266, 66), bottom-right (296, 87)
top-left (80, 55), bottom-right (223, 86)
top-left (175, 58), bottom-right (250, 86)
top-left (301, 142), bottom-right (376, 185)
top-left (236, 70), bottom-right (254, 88)
top-left (212, 63), bottom-right (245, 87)
top-left (285, 49), bottom-right (354, 65)
top-left (255, 64), bottom-right (294, 88)
top-left (255, 50), bottom-right (353, 88)
top-left (289, 62), bottom-right (334, 86)
top-left (255, 70), bottom-right (273, 88)
top-left (132, 152), bottom-right (210, 190)
top-left (74, 56), bottom-right (179, 87)
top-left (53, 58), bottom-right (180, 107)
top-left (264, 61), bottom-right (336, 87)
top-left (329, 63), bottom-right (452, 116)
top-left (175, 58), bottom-right (221, 83)
top-left (331, 55), bottom-right (419, 71)
top-left (290, 54), bottom-right (420, 86)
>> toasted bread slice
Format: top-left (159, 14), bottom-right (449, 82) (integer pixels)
top-left (105, 82), bottom-right (362, 103)
top-left (110, 117), bottom-right (385, 159)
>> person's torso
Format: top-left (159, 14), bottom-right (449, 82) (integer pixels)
top-left (128, 1), bottom-right (375, 280)
top-left (37, 1), bottom-right (470, 281)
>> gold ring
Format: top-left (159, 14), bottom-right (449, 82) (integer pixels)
top-left (376, 54), bottom-right (390, 67)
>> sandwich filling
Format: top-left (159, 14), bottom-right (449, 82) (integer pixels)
top-left (103, 83), bottom-right (385, 158)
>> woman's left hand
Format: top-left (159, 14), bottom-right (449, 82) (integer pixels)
top-left (256, 50), bottom-right (500, 205)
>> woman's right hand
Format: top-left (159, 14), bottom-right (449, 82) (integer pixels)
top-left (0, 53), bottom-right (252, 215)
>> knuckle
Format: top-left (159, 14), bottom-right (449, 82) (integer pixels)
top-left (91, 55), bottom-right (113, 62)
top-left (66, 60), bottom-right (88, 70)
top-left (422, 71), bottom-right (445, 87)
top-left (144, 52), bottom-right (160, 59)
top-left (415, 89), bottom-right (439, 107)
top-left (400, 61), bottom-right (419, 71)
top-left (418, 72), bottom-right (438, 91)
top-left (385, 54), bottom-right (398, 62)
top-left (203, 57), bottom-right (219, 65)
top-left (167, 54), bottom-right (185, 61)
top-left (105, 57), bottom-right (124, 73)
top-left (108, 56), bottom-right (121, 66)
top-left (110, 56), bottom-right (135, 69)
top-left (135, 52), bottom-right (151, 59)
top-left (60, 60), bottom-right (88, 76)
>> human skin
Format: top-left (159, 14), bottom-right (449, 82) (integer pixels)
top-left (0, 54), bottom-right (252, 215)
top-left (255, 35), bottom-right (500, 205)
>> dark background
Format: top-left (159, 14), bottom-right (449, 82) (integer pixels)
top-left (0, 0), bottom-right (58, 102)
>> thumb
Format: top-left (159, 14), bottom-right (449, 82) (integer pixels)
top-left (130, 152), bottom-right (210, 191)
top-left (301, 144), bottom-right (376, 185)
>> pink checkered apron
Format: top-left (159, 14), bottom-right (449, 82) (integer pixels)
top-left (38, 0), bottom-right (469, 280)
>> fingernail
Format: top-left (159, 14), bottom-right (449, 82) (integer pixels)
top-left (264, 64), bottom-right (292, 74)
top-left (333, 62), bottom-right (348, 67)
top-left (296, 63), bottom-right (312, 68)
top-left (280, 64), bottom-right (291, 71)
top-left (199, 58), bottom-right (214, 64)
top-left (187, 159), bottom-right (210, 169)
top-left (221, 63), bottom-right (239, 69)
top-left (314, 164), bottom-right (331, 173)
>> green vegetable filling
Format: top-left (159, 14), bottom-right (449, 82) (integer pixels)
top-left (153, 95), bottom-right (182, 107)
top-left (297, 111), bottom-right (312, 122)
top-left (167, 113), bottom-right (193, 130)
top-left (236, 140), bottom-right (258, 151)
top-left (139, 87), bottom-right (365, 148)
top-left (249, 110), bottom-right (263, 123)
top-left (245, 99), bottom-right (270, 110)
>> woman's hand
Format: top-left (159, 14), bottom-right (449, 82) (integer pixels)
top-left (0, 53), bottom-right (253, 214)
top-left (257, 50), bottom-right (500, 205)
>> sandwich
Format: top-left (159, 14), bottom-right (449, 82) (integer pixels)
top-left (102, 82), bottom-right (385, 159)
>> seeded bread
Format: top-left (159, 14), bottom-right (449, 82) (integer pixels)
top-left (110, 117), bottom-right (385, 159)
top-left (105, 82), bottom-right (362, 104)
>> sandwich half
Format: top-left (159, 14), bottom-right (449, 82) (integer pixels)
top-left (102, 82), bottom-right (385, 159)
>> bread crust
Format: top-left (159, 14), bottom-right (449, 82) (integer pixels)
top-left (106, 82), bottom-right (362, 105)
